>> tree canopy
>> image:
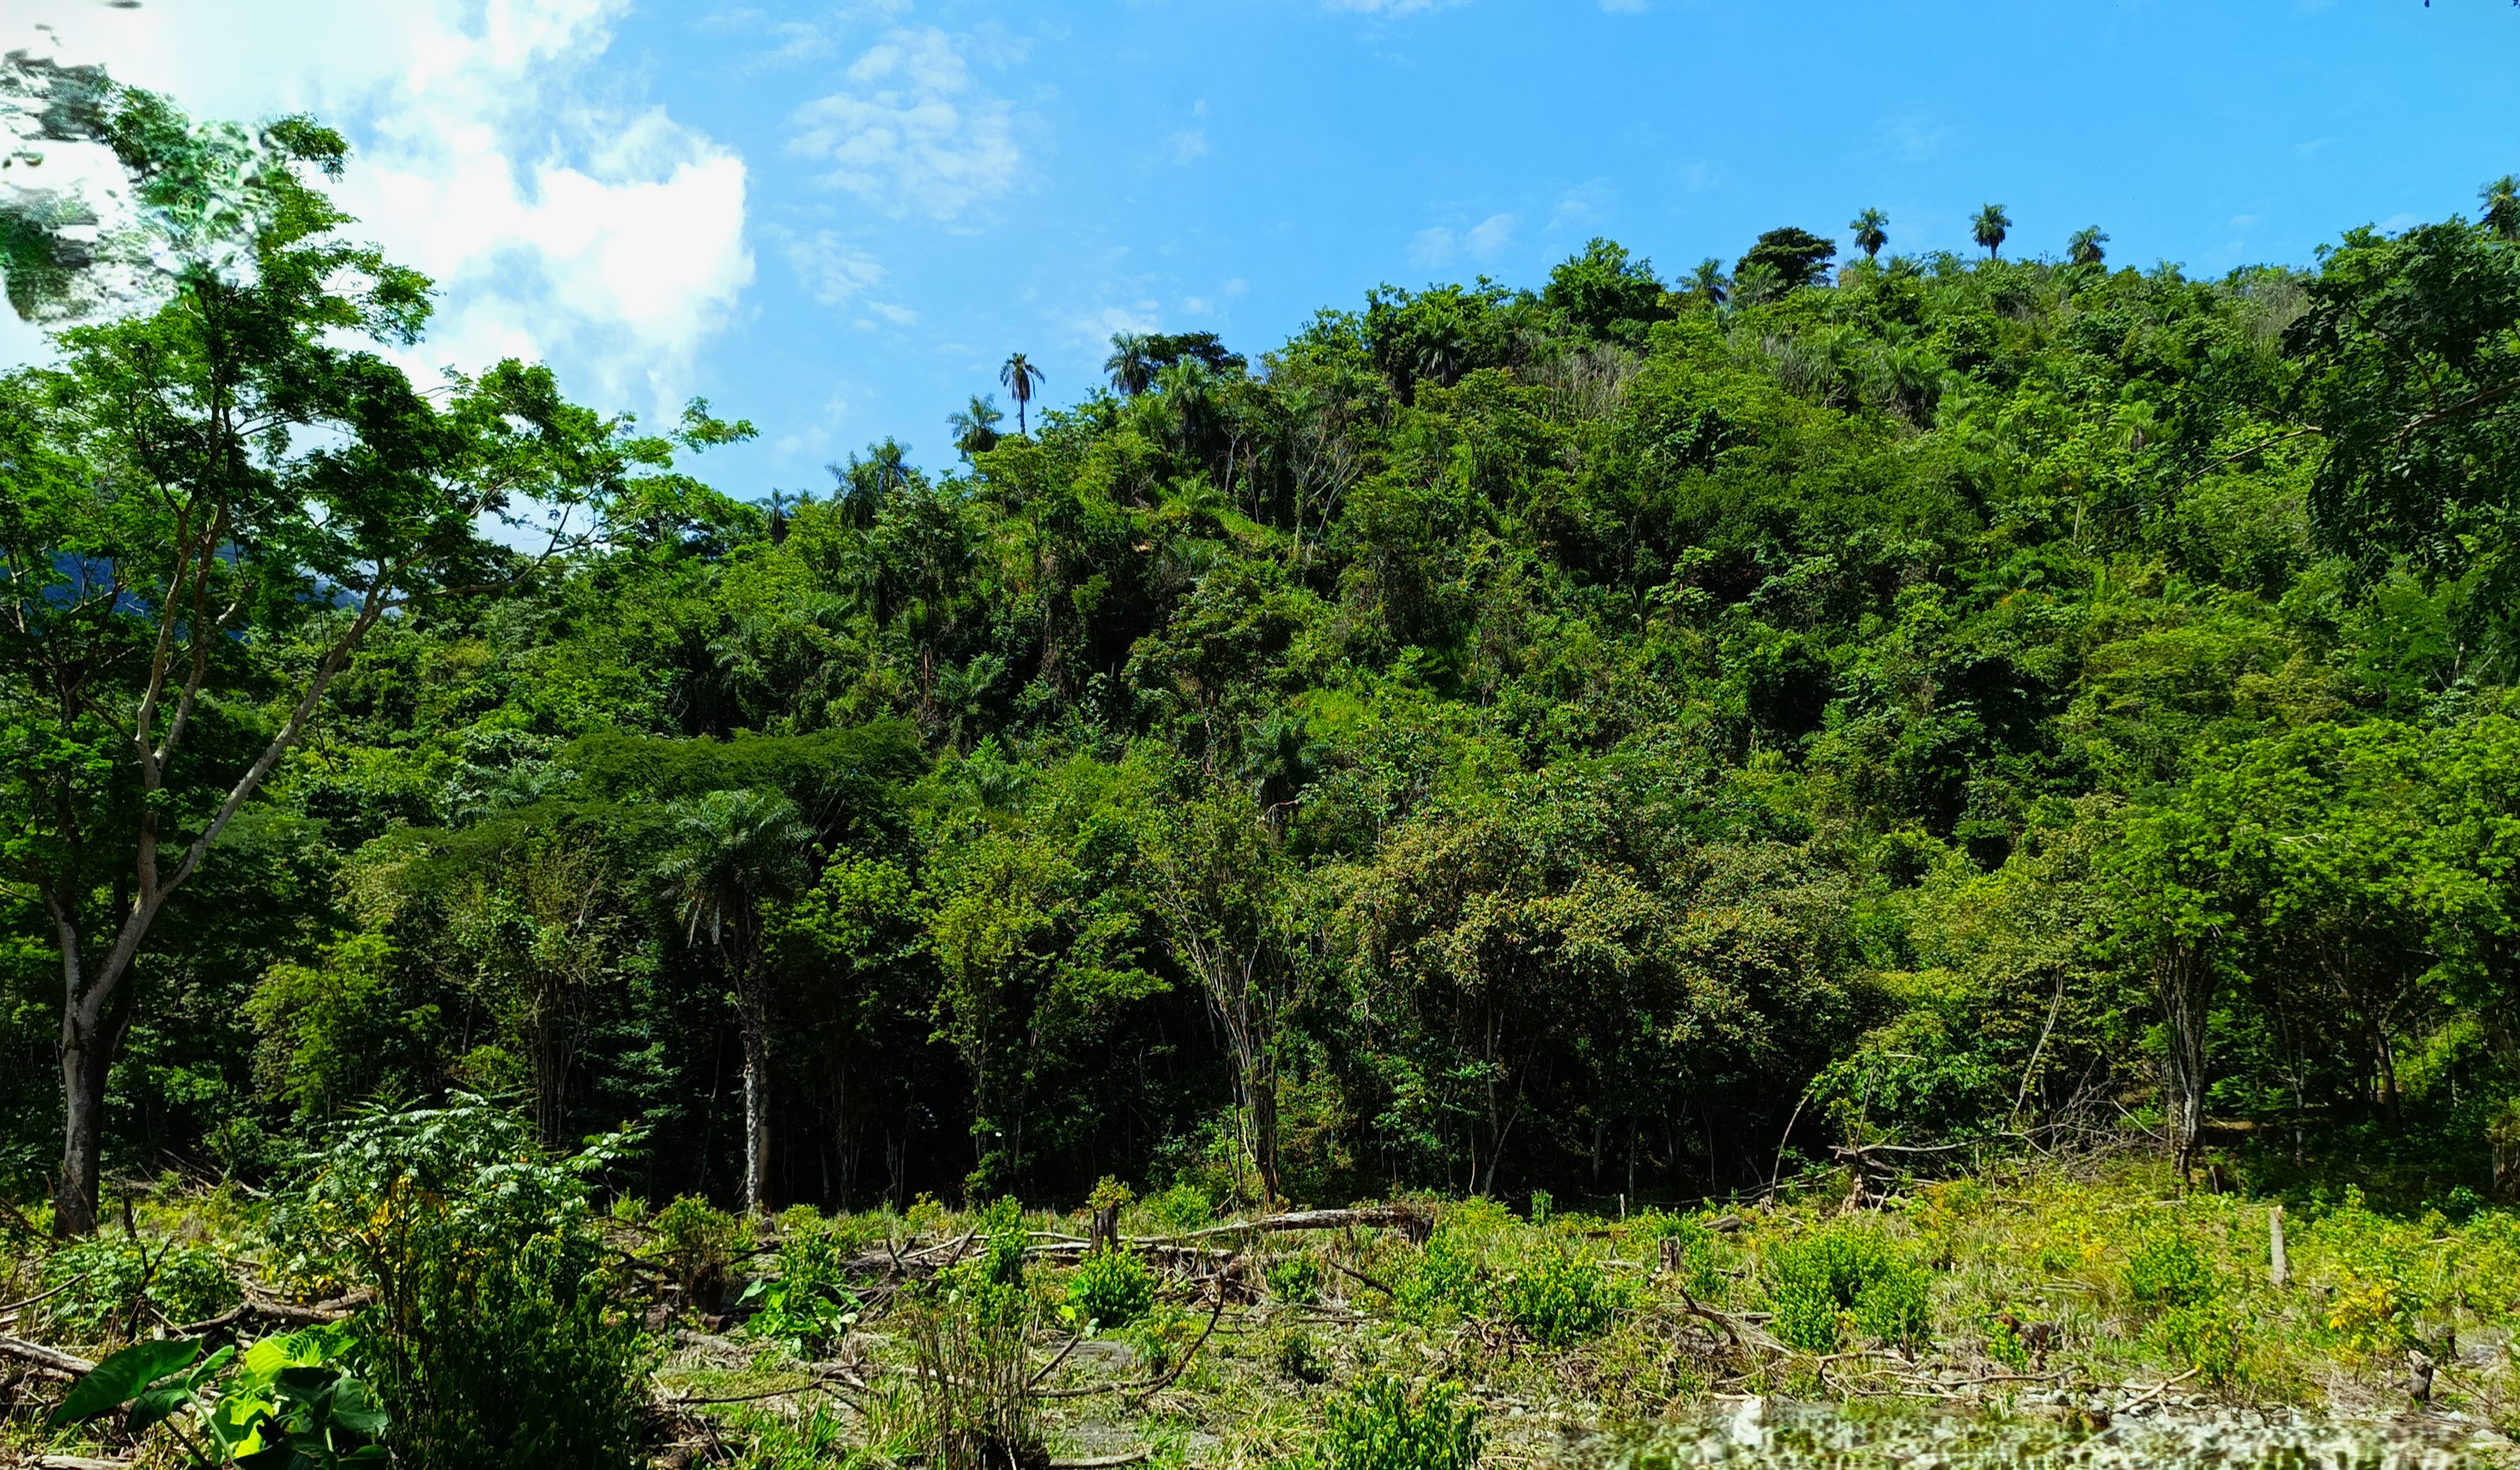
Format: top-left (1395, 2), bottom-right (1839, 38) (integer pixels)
top-left (8, 69), bottom-right (2520, 1225)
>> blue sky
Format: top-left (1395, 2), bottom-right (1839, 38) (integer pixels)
top-left (7, 1), bottom-right (2519, 500)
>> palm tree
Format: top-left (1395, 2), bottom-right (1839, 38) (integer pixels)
top-left (1001, 352), bottom-right (1045, 435)
top-left (2068, 226), bottom-right (2110, 267)
top-left (1973, 203), bottom-right (2011, 260)
top-left (1410, 307), bottom-right (1474, 390)
top-left (1851, 208), bottom-right (1889, 261)
top-left (2483, 175), bottom-right (2520, 241)
top-left (1104, 332), bottom-right (1158, 395)
top-left (1688, 257), bottom-right (1729, 307)
top-left (1156, 357), bottom-right (1220, 460)
top-left (948, 394), bottom-right (1003, 459)
top-left (659, 788), bottom-right (815, 1215)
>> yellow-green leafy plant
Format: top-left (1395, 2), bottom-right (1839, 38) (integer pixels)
top-left (1065, 1243), bottom-right (1158, 1329)
top-left (1766, 1223), bottom-right (1932, 1352)
top-left (1311, 1375), bottom-right (1481, 1470)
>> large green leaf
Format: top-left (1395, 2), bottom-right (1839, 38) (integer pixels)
top-left (124, 1382), bottom-right (194, 1436)
top-left (48, 1336), bottom-right (203, 1425)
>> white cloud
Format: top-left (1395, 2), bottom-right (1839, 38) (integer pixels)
top-left (0, 0), bottom-right (753, 419)
top-left (1168, 128), bottom-right (1209, 165)
top-left (781, 228), bottom-right (888, 305)
top-left (1071, 302), bottom-right (1160, 346)
top-left (788, 27), bottom-right (1020, 221)
top-left (1463, 213), bottom-right (1516, 258)
top-left (1412, 213), bottom-right (1516, 270)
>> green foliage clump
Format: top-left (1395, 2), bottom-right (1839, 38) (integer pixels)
top-left (1311, 1375), bottom-right (1481, 1470)
top-left (2299, 1189), bottom-right (2446, 1364)
top-left (49, 1326), bottom-right (389, 1468)
top-left (1269, 1324), bottom-right (1328, 1383)
top-left (741, 1212), bottom-right (863, 1355)
top-left (1395, 1229), bottom-right (1491, 1322)
top-left (38, 1234), bottom-right (239, 1342)
top-left (651, 1194), bottom-right (749, 1309)
top-left (2123, 1230), bottom-right (2218, 1310)
top-left (907, 1205), bottom-right (1042, 1470)
top-left (1265, 1249), bottom-right (1324, 1304)
top-left (1066, 1246), bottom-right (1158, 1329)
top-left (1143, 1182), bottom-right (1215, 1234)
top-left (270, 1097), bottom-right (651, 1470)
top-left (1498, 1249), bottom-right (1624, 1346)
top-left (1766, 1224), bottom-right (1932, 1352)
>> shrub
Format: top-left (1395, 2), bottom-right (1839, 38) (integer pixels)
top-left (741, 1215), bottom-right (863, 1355)
top-left (1499, 1251), bottom-right (1622, 1346)
top-left (906, 1213), bottom-right (1040, 1470)
top-left (1265, 1250), bottom-right (1323, 1304)
top-left (2160, 1298), bottom-right (2248, 1384)
top-left (1269, 1325), bottom-right (1327, 1384)
top-left (270, 1096), bottom-right (651, 1470)
top-left (1395, 1230), bottom-right (1489, 1322)
top-left (1144, 1182), bottom-right (1214, 1234)
top-left (2123, 1231), bottom-right (2217, 1310)
top-left (1766, 1224), bottom-right (1933, 1352)
top-left (1066, 1247), bottom-right (1157, 1329)
top-left (2121, 1222), bottom-right (2252, 1382)
top-left (1313, 1375), bottom-right (1481, 1470)
top-left (651, 1193), bottom-right (749, 1310)
top-left (39, 1235), bottom-right (239, 1342)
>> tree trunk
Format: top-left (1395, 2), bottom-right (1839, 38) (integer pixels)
top-left (1249, 1062), bottom-right (1281, 1207)
top-left (2158, 940), bottom-right (2213, 1180)
top-left (737, 963), bottom-right (772, 1217)
top-left (54, 1018), bottom-right (111, 1238)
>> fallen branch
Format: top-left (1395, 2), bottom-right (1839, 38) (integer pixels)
top-left (2117, 1364), bottom-right (2201, 1414)
top-left (1033, 1295), bottom-right (1229, 1401)
top-left (176, 1285), bottom-right (373, 1337)
top-left (1327, 1259), bottom-right (1394, 1298)
top-left (1029, 1333), bottom-right (1085, 1388)
top-left (1178, 1206), bottom-right (1432, 1242)
top-left (663, 1380), bottom-right (822, 1407)
top-left (1669, 1286), bottom-right (1742, 1346)
top-left (1051, 1451), bottom-right (1149, 1468)
top-left (0, 1195), bottom-right (44, 1240)
top-left (0, 1272), bottom-right (88, 1319)
top-left (0, 1331), bottom-right (97, 1377)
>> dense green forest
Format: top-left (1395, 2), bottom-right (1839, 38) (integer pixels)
top-left (8, 62), bottom-right (2520, 1237)
top-left (16, 58), bottom-right (2520, 1470)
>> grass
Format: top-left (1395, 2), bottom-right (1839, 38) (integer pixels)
top-left (7, 1159), bottom-right (2518, 1467)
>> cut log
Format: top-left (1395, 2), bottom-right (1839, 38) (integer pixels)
top-left (1178, 1205), bottom-right (1433, 1243)
top-left (0, 1331), bottom-right (97, 1376)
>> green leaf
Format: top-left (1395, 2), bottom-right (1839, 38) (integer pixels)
top-left (49, 1337), bottom-right (203, 1425)
top-left (182, 1343), bottom-right (236, 1393)
top-left (326, 1378), bottom-right (390, 1437)
top-left (124, 1382), bottom-right (193, 1436)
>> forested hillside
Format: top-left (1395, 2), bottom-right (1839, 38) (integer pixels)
top-left (8, 65), bottom-right (2520, 1237)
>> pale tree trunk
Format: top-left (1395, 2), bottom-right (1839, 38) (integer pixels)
top-left (737, 958), bottom-right (772, 1216)
top-left (2158, 940), bottom-right (2214, 1181)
